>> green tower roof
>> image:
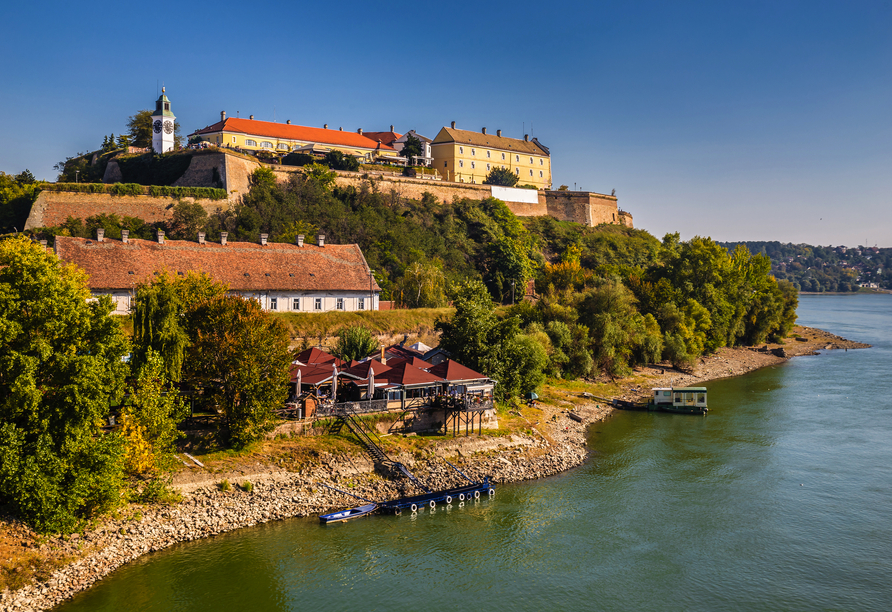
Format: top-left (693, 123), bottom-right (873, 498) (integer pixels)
top-left (151, 88), bottom-right (175, 118)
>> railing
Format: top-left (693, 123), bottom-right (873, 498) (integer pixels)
top-left (436, 396), bottom-right (494, 413)
top-left (315, 399), bottom-right (389, 417)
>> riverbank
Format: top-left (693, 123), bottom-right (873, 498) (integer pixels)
top-left (0, 325), bottom-right (868, 611)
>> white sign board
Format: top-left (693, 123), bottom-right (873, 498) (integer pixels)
top-left (490, 185), bottom-right (540, 204)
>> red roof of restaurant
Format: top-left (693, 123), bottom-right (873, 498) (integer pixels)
top-left (363, 131), bottom-right (402, 147)
top-left (190, 118), bottom-right (396, 151)
top-left (294, 347), bottom-right (343, 367)
top-left (427, 359), bottom-right (488, 382)
top-left (54, 237), bottom-right (381, 293)
top-left (382, 362), bottom-right (445, 387)
top-left (290, 363), bottom-right (338, 385)
top-left (385, 356), bottom-right (434, 369)
top-left (344, 360), bottom-right (393, 379)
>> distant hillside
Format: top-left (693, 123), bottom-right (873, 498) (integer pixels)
top-left (717, 241), bottom-right (891, 291)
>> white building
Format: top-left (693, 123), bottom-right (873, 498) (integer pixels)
top-left (54, 230), bottom-right (380, 315)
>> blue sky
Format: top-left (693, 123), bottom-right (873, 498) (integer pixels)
top-left (2, 0), bottom-right (889, 246)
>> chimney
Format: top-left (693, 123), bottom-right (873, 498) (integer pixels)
top-left (357, 128), bottom-right (363, 135)
top-left (121, 229), bottom-right (129, 243)
top-left (339, 127), bottom-right (343, 131)
top-left (390, 125), bottom-right (394, 132)
top-left (156, 230), bottom-right (165, 245)
top-left (317, 234), bottom-right (325, 247)
top-left (260, 233), bottom-right (268, 246)
top-left (297, 234), bottom-right (305, 247)
top-left (221, 111), bottom-right (226, 122)
top-left (482, 127), bottom-right (487, 135)
top-left (198, 231), bottom-right (205, 245)
top-left (451, 121), bottom-right (456, 129)
top-left (324, 124), bottom-right (328, 129)
top-left (220, 231), bottom-right (228, 246)
top-left (380, 346), bottom-right (386, 365)
top-left (497, 129), bottom-right (502, 137)
top-left (96, 228), bottom-right (105, 242)
top-left (524, 134), bottom-right (529, 142)
top-left (286, 119), bottom-right (291, 125)
top-left (249, 115), bottom-right (254, 120)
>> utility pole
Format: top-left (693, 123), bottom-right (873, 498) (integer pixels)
top-left (369, 269), bottom-right (374, 310)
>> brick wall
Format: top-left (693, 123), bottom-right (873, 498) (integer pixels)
top-left (23, 192), bottom-right (225, 230)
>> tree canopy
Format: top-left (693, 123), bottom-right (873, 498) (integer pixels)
top-left (483, 166), bottom-right (519, 187)
top-left (0, 236), bottom-right (130, 533)
top-left (400, 134), bottom-right (423, 162)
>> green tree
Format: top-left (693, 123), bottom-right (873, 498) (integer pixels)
top-left (400, 134), bottom-right (423, 163)
top-left (127, 110), bottom-right (183, 149)
top-left (333, 325), bottom-right (379, 362)
top-left (120, 348), bottom-right (188, 481)
top-left (0, 171), bottom-right (41, 233)
top-left (303, 163), bottom-right (337, 190)
top-left (483, 166), bottom-right (519, 187)
top-left (397, 261), bottom-right (447, 308)
top-left (0, 236), bottom-right (130, 533)
top-left (184, 296), bottom-right (292, 448)
top-left (131, 271), bottom-right (227, 382)
top-left (167, 201), bottom-right (208, 239)
top-left (323, 150), bottom-right (360, 171)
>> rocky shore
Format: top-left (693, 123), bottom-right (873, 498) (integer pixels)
top-left (0, 324), bottom-right (868, 611)
top-left (0, 402), bottom-right (609, 612)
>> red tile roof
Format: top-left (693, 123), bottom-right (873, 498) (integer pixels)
top-left (385, 356), bottom-right (433, 369)
top-left (294, 347), bottom-right (343, 366)
top-left (427, 359), bottom-right (488, 382)
top-left (344, 360), bottom-right (393, 379)
top-left (363, 131), bottom-right (402, 147)
top-left (382, 362), bottom-right (444, 387)
top-left (191, 118), bottom-right (395, 151)
top-left (54, 237), bottom-right (381, 293)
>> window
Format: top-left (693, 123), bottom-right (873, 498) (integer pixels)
top-left (486, 151), bottom-right (491, 158)
top-left (530, 157), bottom-right (534, 164)
top-left (530, 169), bottom-right (534, 176)
top-left (337, 298), bottom-right (344, 310)
top-left (232, 136), bottom-right (236, 143)
top-left (515, 168), bottom-right (520, 175)
top-left (486, 164), bottom-right (491, 171)
top-left (358, 297), bottom-right (365, 310)
top-left (270, 297), bottom-right (278, 310)
top-left (314, 298), bottom-right (322, 310)
top-left (471, 149), bottom-right (475, 156)
top-left (277, 144), bottom-right (289, 150)
top-left (261, 141), bottom-right (273, 149)
top-left (471, 161), bottom-right (475, 169)
top-left (459, 146), bottom-right (464, 154)
top-left (292, 297), bottom-right (300, 311)
top-left (516, 155), bottom-right (520, 162)
top-left (245, 139), bottom-right (257, 146)
top-left (540, 158), bottom-right (544, 165)
top-left (459, 160), bottom-right (464, 168)
top-left (444, 160), bottom-right (448, 167)
top-left (539, 171), bottom-right (543, 177)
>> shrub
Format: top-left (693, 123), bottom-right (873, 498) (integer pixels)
top-left (219, 479), bottom-right (232, 492)
top-left (241, 481), bottom-right (253, 493)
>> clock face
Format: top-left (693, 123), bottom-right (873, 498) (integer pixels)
top-left (163, 120), bottom-right (174, 135)
top-left (153, 120), bottom-right (162, 134)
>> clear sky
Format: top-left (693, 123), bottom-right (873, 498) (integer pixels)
top-left (2, 1), bottom-right (889, 246)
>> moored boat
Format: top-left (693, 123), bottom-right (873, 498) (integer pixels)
top-left (319, 502), bottom-right (378, 524)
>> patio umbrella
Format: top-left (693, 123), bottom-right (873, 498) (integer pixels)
top-left (295, 368), bottom-right (302, 397)
top-left (367, 366), bottom-right (375, 400)
top-left (331, 363), bottom-right (338, 401)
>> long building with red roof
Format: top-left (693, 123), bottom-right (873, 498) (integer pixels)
top-left (189, 114), bottom-right (398, 161)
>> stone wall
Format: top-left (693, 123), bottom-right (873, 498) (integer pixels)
top-left (23, 191), bottom-right (227, 231)
top-left (173, 153), bottom-right (226, 190)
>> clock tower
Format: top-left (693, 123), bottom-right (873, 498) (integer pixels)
top-left (151, 87), bottom-right (176, 153)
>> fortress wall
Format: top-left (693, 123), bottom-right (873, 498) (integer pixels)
top-left (23, 192), bottom-right (226, 231)
top-left (173, 153), bottom-right (226, 190)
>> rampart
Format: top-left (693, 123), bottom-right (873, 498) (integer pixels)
top-left (23, 191), bottom-right (228, 231)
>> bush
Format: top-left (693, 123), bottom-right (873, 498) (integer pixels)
top-left (282, 152), bottom-right (317, 167)
top-left (241, 481), bottom-right (253, 493)
top-left (219, 479), bottom-right (232, 492)
top-left (323, 150), bottom-right (360, 172)
top-left (41, 183), bottom-right (227, 200)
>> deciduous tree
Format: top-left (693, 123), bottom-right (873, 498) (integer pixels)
top-left (483, 166), bottom-right (519, 187)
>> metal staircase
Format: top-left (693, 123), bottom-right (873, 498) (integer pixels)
top-left (330, 404), bottom-right (430, 493)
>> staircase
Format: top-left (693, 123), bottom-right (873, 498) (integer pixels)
top-left (330, 404), bottom-right (430, 493)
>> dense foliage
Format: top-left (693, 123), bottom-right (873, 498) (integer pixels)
top-left (483, 166), bottom-right (519, 187)
top-left (718, 240), bottom-right (892, 291)
top-left (0, 237), bottom-right (130, 533)
top-left (0, 170), bottom-right (41, 233)
top-left (333, 325), bottom-right (379, 362)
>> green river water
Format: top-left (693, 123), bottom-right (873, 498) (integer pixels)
top-left (56, 294), bottom-right (892, 611)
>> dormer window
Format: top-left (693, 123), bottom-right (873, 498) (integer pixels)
top-left (164, 103), bottom-right (170, 111)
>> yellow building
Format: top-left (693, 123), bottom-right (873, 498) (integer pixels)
top-left (430, 123), bottom-right (552, 189)
top-left (189, 113), bottom-right (398, 161)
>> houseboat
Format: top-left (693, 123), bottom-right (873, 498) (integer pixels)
top-left (650, 387), bottom-right (708, 414)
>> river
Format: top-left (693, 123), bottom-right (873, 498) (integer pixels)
top-left (56, 293), bottom-right (892, 611)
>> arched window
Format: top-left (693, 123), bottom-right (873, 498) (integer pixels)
top-left (261, 141), bottom-right (273, 149)
top-left (245, 139), bottom-right (257, 146)
top-left (277, 143), bottom-right (289, 150)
